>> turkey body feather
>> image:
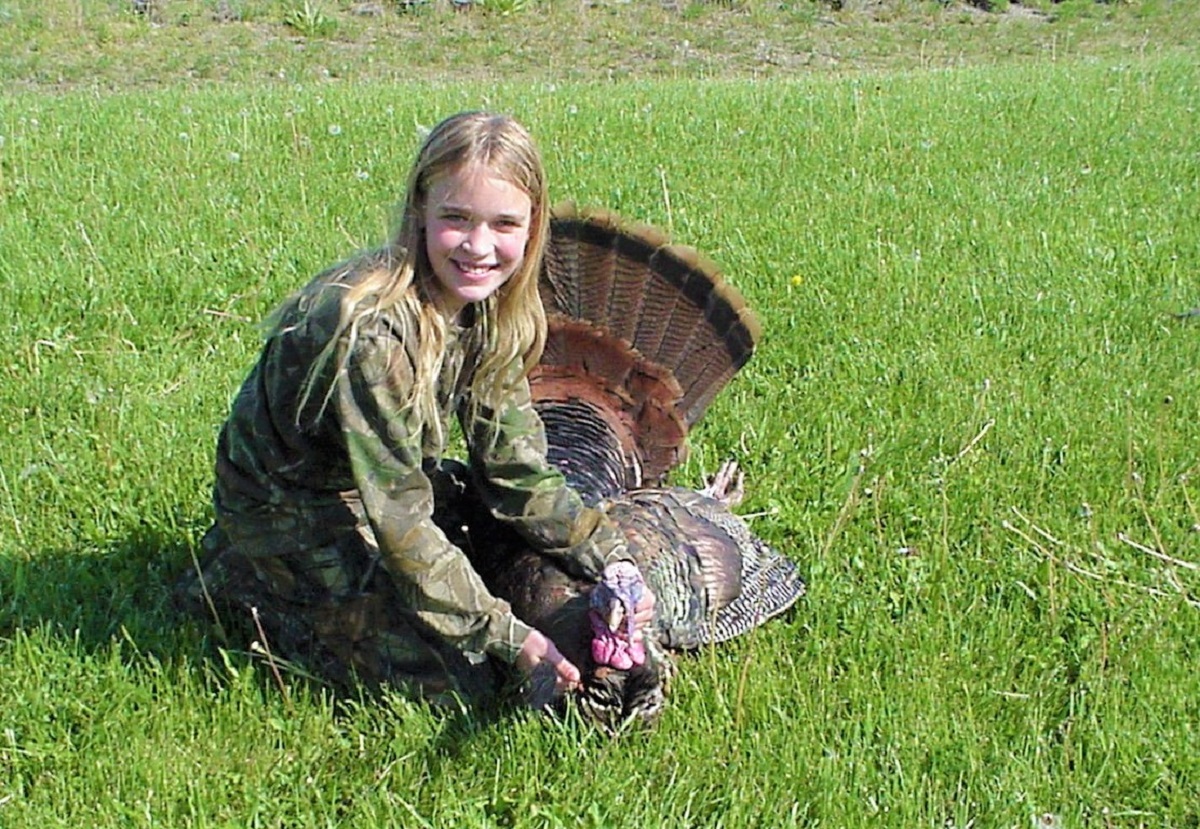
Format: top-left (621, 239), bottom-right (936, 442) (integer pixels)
top-left (604, 487), bottom-right (803, 651)
top-left (474, 204), bottom-right (804, 729)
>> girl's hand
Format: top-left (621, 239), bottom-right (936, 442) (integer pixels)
top-left (515, 629), bottom-right (581, 700)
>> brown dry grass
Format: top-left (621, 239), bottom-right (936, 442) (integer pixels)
top-left (1, 0), bottom-right (1195, 93)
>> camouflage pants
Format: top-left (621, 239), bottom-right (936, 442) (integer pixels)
top-left (175, 461), bottom-right (504, 706)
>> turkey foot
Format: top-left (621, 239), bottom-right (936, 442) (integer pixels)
top-left (700, 460), bottom-right (745, 507)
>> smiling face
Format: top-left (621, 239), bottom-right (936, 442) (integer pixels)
top-left (422, 163), bottom-right (533, 320)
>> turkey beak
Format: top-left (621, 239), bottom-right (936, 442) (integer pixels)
top-left (605, 598), bottom-right (626, 633)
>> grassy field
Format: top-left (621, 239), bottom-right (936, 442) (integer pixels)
top-left (2, 1), bottom-right (1200, 827)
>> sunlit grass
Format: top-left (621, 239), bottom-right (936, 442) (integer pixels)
top-left (1, 53), bottom-right (1199, 828)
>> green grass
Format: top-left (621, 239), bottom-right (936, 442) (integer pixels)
top-left (3, 5), bottom-right (1200, 827)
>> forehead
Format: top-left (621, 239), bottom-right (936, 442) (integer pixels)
top-left (426, 163), bottom-right (530, 210)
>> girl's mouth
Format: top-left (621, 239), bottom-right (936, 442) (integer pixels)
top-left (454, 260), bottom-right (497, 279)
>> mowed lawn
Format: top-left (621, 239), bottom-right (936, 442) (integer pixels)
top-left (1, 7), bottom-right (1199, 827)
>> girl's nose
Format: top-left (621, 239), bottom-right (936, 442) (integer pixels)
top-left (462, 223), bottom-right (493, 253)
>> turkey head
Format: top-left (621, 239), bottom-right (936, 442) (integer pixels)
top-left (588, 561), bottom-right (647, 671)
top-left (476, 540), bottom-right (673, 731)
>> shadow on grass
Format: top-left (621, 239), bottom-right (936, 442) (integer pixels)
top-left (0, 517), bottom-right (200, 654)
top-left (0, 512), bottom-right (532, 756)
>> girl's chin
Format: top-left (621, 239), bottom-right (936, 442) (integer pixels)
top-left (435, 281), bottom-right (501, 315)
top-left (454, 270), bottom-right (512, 297)
top-left (454, 280), bottom-right (500, 301)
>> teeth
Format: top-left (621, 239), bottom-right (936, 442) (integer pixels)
top-left (457, 262), bottom-right (494, 276)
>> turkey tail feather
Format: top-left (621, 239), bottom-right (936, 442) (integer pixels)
top-left (542, 204), bottom-right (760, 426)
top-left (538, 204), bottom-right (761, 487)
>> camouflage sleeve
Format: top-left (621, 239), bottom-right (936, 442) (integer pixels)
top-left (338, 330), bottom-right (533, 664)
top-left (464, 360), bottom-right (630, 581)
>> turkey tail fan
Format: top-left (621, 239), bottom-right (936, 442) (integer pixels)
top-left (531, 318), bottom-right (688, 503)
top-left (541, 203), bottom-right (762, 426)
top-left (537, 204), bottom-right (762, 490)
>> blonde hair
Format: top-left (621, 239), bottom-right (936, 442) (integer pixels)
top-left (283, 111), bottom-right (550, 443)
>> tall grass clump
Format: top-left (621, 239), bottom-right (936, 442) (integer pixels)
top-left (2, 57), bottom-right (1199, 826)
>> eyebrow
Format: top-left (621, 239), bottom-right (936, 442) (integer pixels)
top-left (437, 203), bottom-right (529, 223)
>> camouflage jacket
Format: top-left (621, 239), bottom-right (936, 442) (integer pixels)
top-left (212, 249), bottom-right (628, 664)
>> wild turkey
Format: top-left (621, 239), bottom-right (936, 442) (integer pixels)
top-left (466, 204), bottom-right (806, 730)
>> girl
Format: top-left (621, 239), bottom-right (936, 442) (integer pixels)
top-left (182, 111), bottom-right (650, 706)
